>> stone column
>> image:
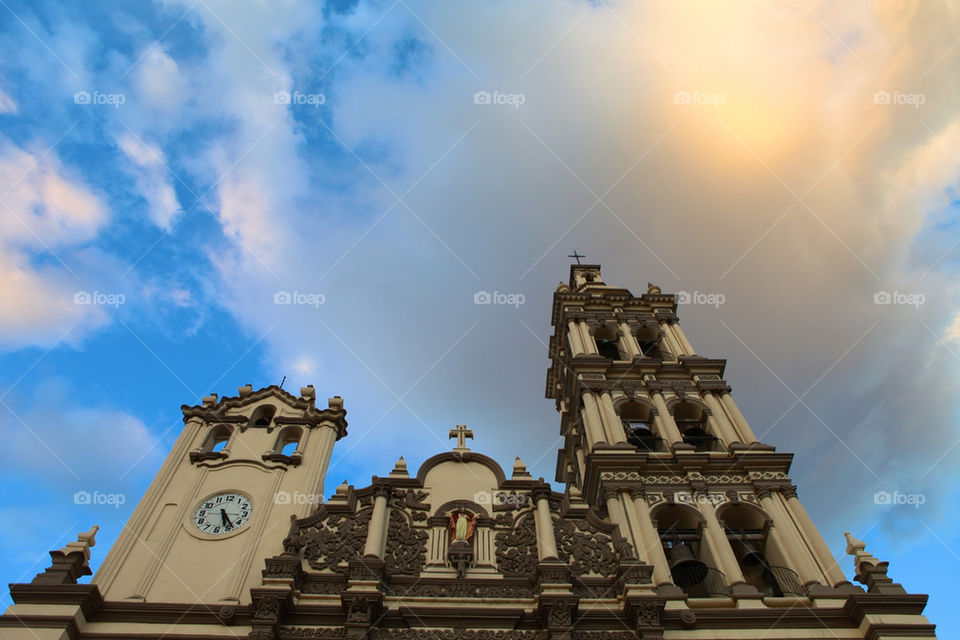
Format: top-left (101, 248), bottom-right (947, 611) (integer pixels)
top-left (671, 323), bottom-right (696, 355)
top-left (650, 392), bottom-right (683, 446)
top-left (701, 393), bottom-right (739, 447)
top-left (695, 495), bottom-right (746, 587)
top-left (782, 487), bottom-right (847, 586)
top-left (599, 392), bottom-right (627, 444)
top-left (297, 423), bottom-right (339, 518)
top-left (533, 485), bottom-right (559, 560)
top-left (578, 322), bottom-right (597, 355)
top-left (604, 489), bottom-right (638, 552)
top-left (618, 322), bottom-right (640, 357)
top-left (757, 490), bottom-right (822, 585)
top-left (573, 442), bottom-right (587, 488)
top-left (658, 322), bottom-right (683, 358)
top-left (719, 392), bottom-right (759, 444)
top-left (567, 321), bottom-right (585, 356)
top-left (581, 392), bottom-right (609, 447)
top-left (363, 483), bottom-right (391, 558)
top-left (629, 491), bottom-right (674, 588)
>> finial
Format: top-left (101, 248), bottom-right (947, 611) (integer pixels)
top-left (647, 282), bottom-right (661, 294)
top-left (844, 531), bottom-right (866, 555)
top-left (512, 457), bottom-right (531, 478)
top-left (59, 525), bottom-right (99, 560)
top-left (329, 480), bottom-right (351, 503)
top-left (568, 250), bottom-right (585, 265)
top-left (300, 385), bottom-right (315, 401)
top-left (390, 456), bottom-right (409, 477)
top-left (238, 384), bottom-right (253, 396)
top-left (843, 531), bottom-right (906, 594)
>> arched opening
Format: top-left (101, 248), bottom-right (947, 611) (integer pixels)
top-left (594, 326), bottom-right (621, 359)
top-left (263, 426), bottom-right (302, 465)
top-left (655, 504), bottom-right (729, 597)
top-left (619, 401), bottom-right (664, 452)
top-left (673, 402), bottom-right (723, 452)
top-left (635, 327), bottom-right (662, 359)
top-left (249, 404), bottom-right (277, 429)
top-left (720, 505), bottom-right (804, 597)
top-left (190, 424), bottom-right (232, 462)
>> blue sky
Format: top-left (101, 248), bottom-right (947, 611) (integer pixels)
top-left (0, 0), bottom-right (959, 636)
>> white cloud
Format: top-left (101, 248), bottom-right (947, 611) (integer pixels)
top-left (0, 86), bottom-right (16, 114)
top-left (136, 0), bottom-right (960, 541)
top-left (0, 138), bottom-right (117, 348)
top-left (116, 133), bottom-right (180, 229)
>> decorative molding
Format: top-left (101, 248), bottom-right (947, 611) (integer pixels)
top-left (494, 513), bottom-right (538, 577)
top-left (384, 510), bottom-right (428, 575)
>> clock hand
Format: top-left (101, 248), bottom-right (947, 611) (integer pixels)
top-left (220, 508), bottom-right (234, 529)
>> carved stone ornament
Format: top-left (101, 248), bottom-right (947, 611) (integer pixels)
top-left (253, 596), bottom-right (281, 621)
top-left (284, 510), bottom-right (371, 572)
top-left (553, 518), bottom-right (634, 578)
top-left (389, 582), bottom-right (534, 598)
top-left (371, 630), bottom-right (547, 640)
top-left (279, 628), bottom-right (345, 639)
top-left (494, 513), bottom-right (538, 577)
top-left (384, 509), bottom-right (428, 575)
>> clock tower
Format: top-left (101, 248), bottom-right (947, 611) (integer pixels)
top-left (93, 384), bottom-right (347, 605)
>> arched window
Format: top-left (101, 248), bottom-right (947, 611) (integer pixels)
top-left (190, 424), bottom-right (232, 462)
top-left (594, 325), bottom-right (621, 359)
top-left (249, 404), bottom-right (277, 430)
top-left (263, 426), bottom-right (303, 465)
top-left (673, 402), bottom-right (723, 452)
top-left (720, 505), bottom-right (803, 597)
top-left (619, 401), bottom-right (664, 452)
top-left (654, 504), bottom-right (729, 597)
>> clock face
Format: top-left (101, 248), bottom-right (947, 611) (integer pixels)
top-left (193, 492), bottom-right (253, 536)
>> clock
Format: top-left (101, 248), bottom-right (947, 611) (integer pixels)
top-left (192, 492), bottom-right (253, 536)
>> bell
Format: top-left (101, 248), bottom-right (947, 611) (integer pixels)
top-left (666, 542), bottom-right (709, 588)
top-left (734, 539), bottom-right (767, 569)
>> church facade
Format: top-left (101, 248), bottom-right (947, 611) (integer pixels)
top-left (2, 264), bottom-right (937, 639)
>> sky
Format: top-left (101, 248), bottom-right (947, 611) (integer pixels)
top-left (0, 0), bottom-right (958, 634)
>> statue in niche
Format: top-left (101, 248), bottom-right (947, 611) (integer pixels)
top-left (449, 510), bottom-right (476, 542)
top-left (447, 510), bottom-right (476, 578)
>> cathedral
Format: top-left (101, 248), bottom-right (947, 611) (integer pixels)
top-left (2, 264), bottom-right (937, 639)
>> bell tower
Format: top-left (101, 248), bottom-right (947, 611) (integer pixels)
top-left (93, 384), bottom-right (347, 605)
top-left (547, 263), bottom-right (862, 598)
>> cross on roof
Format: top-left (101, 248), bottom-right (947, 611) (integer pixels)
top-left (568, 250), bottom-right (585, 265)
top-left (449, 424), bottom-right (474, 450)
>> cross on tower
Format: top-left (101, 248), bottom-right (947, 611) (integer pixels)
top-left (449, 424), bottom-right (474, 450)
top-left (568, 250), bottom-right (585, 265)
